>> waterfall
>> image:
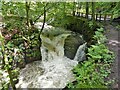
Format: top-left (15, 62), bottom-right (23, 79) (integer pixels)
top-left (74, 43), bottom-right (87, 62)
top-left (16, 22), bottom-right (86, 88)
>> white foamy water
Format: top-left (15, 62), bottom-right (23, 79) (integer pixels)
top-left (16, 23), bottom-right (86, 88)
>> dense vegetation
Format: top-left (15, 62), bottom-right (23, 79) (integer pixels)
top-left (67, 28), bottom-right (115, 88)
top-left (0, 1), bottom-right (119, 89)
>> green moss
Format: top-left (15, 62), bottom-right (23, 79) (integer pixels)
top-left (50, 15), bottom-right (99, 45)
top-left (41, 27), bottom-right (71, 39)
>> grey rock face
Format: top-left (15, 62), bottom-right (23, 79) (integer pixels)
top-left (64, 33), bottom-right (86, 60)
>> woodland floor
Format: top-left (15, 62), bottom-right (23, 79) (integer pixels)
top-left (104, 22), bottom-right (119, 88)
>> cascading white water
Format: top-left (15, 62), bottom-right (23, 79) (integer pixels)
top-left (74, 43), bottom-right (87, 62)
top-left (16, 22), bottom-right (86, 88)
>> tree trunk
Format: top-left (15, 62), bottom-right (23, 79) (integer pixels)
top-left (33, 4), bottom-right (53, 23)
top-left (63, 2), bottom-right (66, 17)
top-left (0, 32), bottom-right (5, 67)
top-left (25, 2), bottom-right (30, 27)
top-left (86, 2), bottom-right (89, 19)
top-left (38, 3), bottom-right (47, 60)
top-left (0, 32), bottom-right (16, 90)
top-left (92, 2), bottom-right (95, 21)
top-left (73, 2), bottom-right (76, 16)
top-left (6, 57), bottom-right (16, 90)
top-left (23, 41), bottom-right (27, 63)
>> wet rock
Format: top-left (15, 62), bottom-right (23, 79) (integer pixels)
top-left (64, 33), bottom-right (85, 60)
top-left (41, 26), bottom-right (86, 62)
top-left (64, 16), bottom-right (99, 45)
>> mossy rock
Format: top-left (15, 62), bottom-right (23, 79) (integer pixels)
top-left (50, 15), bottom-right (99, 45)
top-left (64, 33), bottom-right (85, 59)
top-left (63, 16), bottom-right (99, 45)
top-left (41, 27), bottom-right (71, 39)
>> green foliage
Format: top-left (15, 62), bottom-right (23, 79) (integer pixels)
top-left (0, 32), bottom-right (20, 89)
top-left (2, 1), bottom-right (42, 64)
top-left (116, 24), bottom-right (120, 30)
top-left (111, 2), bottom-right (120, 18)
top-left (93, 27), bottom-right (106, 44)
top-left (47, 2), bottom-right (75, 25)
top-left (0, 69), bottom-right (10, 90)
top-left (88, 21), bottom-right (94, 29)
top-left (67, 28), bottom-right (114, 88)
top-left (42, 27), bottom-right (71, 38)
top-left (95, 2), bottom-right (120, 18)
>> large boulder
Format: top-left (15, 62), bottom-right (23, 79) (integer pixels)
top-left (62, 16), bottom-right (99, 45)
top-left (64, 33), bottom-right (86, 61)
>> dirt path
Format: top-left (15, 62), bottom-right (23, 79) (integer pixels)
top-left (104, 22), bottom-right (119, 88)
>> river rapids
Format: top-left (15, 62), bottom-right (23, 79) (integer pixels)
top-left (16, 22), bottom-right (86, 88)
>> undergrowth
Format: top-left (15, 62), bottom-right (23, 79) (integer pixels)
top-left (67, 28), bottom-right (115, 88)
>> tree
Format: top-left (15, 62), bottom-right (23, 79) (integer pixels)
top-left (38, 3), bottom-right (48, 60)
top-left (73, 2), bottom-right (76, 16)
top-left (0, 31), bottom-right (5, 67)
top-left (86, 2), bottom-right (89, 19)
top-left (0, 31), bottom-right (16, 90)
top-left (92, 2), bottom-right (95, 21)
top-left (25, 1), bottom-right (30, 27)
